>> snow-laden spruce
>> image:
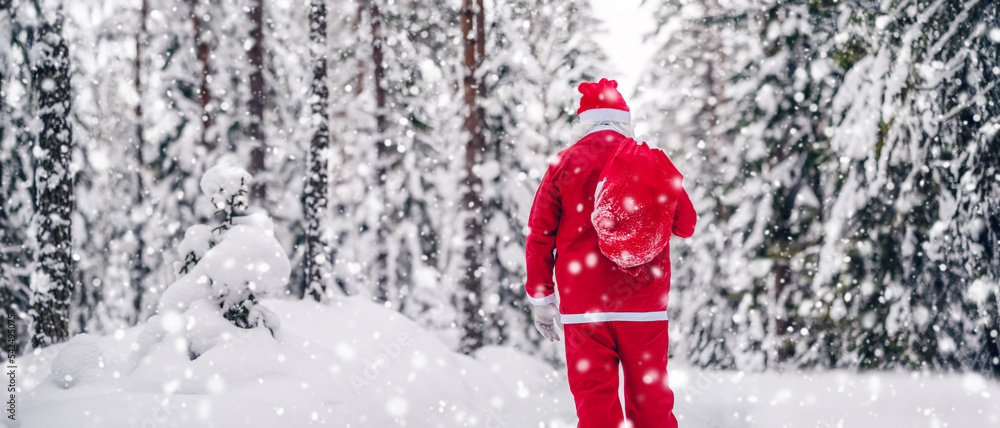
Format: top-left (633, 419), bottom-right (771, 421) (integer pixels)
top-left (25, 165), bottom-right (291, 398)
top-left (134, 163), bottom-right (289, 366)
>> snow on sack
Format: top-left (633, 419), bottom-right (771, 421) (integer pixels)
top-left (591, 137), bottom-right (684, 275)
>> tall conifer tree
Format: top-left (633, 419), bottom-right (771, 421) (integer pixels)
top-left (28, 0), bottom-right (74, 347)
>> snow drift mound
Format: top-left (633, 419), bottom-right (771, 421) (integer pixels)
top-left (15, 297), bottom-right (577, 427)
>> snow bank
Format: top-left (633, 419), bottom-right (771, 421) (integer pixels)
top-left (669, 365), bottom-right (1000, 427)
top-left (15, 297), bottom-right (576, 427)
top-left (47, 334), bottom-right (104, 390)
top-left (13, 297), bottom-right (1000, 427)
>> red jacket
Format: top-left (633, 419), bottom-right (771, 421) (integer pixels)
top-left (524, 130), bottom-right (696, 323)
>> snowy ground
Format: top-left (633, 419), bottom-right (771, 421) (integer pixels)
top-left (11, 296), bottom-right (1000, 427)
top-left (671, 365), bottom-right (1000, 427)
top-left (13, 297), bottom-right (575, 427)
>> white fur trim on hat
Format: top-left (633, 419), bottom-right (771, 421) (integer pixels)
top-left (579, 108), bottom-right (631, 124)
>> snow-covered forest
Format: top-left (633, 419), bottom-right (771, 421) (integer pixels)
top-left (1, 0), bottom-right (999, 426)
top-left (3, 0), bottom-right (603, 356)
top-left (643, 0), bottom-right (1000, 375)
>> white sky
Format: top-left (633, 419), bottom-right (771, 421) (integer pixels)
top-left (588, 0), bottom-right (659, 99)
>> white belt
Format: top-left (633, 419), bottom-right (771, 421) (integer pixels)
top-left (560, 311), bottom-right (669, 324)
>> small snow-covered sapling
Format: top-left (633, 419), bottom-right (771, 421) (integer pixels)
top-left (170, 164), bottom-right (288, 334)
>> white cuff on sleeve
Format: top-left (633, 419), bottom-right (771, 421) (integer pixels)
top-left (525, 290), bottom-right (557, 306)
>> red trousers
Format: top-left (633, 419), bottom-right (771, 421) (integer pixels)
top-left (564, 320), bottom-right (678, 428)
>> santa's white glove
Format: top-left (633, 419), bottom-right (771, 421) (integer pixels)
top-left (532, 303), bottom-right (562, 342)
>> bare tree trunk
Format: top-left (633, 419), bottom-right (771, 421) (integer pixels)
top-left (699, 0), bottom-right (725, 153)
top-left (353, 0), bottom-right (365, 95)
top-left (248, 0), bottom-right (267, 199)
top-left (133, 0), bottom-right (147, 165)
top-left (368, 0), bottom-right (392, 303)
top-left (130, 0), bottom-right (149, 320)
top-left (30, 2), bottom-right (74, 348)
top-left (460, 0), bottom-right (485, 354)
top-left (188, 0), bottom-right (212, 151)
top-left (475, 0), bottom-right (485, 88)
top-left (304, 0), bottom-right (331, 302)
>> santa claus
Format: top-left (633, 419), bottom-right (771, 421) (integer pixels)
top-left (525, 78), bottom-right (697, 427)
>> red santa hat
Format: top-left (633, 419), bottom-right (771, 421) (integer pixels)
top-left (577, 78), bottom-right (631, 123)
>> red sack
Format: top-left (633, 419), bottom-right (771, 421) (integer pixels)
top-left (591, 138), bottom-right (685, 276)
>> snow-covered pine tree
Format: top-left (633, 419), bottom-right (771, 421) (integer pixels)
top-left (324, 0), bottom-right (461, 333)
top-left (0, 0), bottom-right (36, 354)
top-left (132, 164), bottom-right (289, 373)
top-left (650, 0), bottom-right (1000, 377)
top-left (25, 0), bottom-right (75, 348)
top-left (640, 0), bottom-right (849, 370)
top-left (245, 0), bottom-right (315, 297)
top-left (304, 0), bottom-right (332, 301)
top-left (805, 0), bottom-right (904, 371)
top-left (638, 0), bottom-right (769, 369)
top-left (822, 0), bottom-right (1000, 375)
top-left (205, 0), bottom-right (271, 156)
top-left (164, 163), bottom-right (287, 330)
top-left (136, 0), bottom-right (212, 310)
top-left (316, 0), bottom-right (366, 299)
top-left (729, 0), bottom-right (846, 369)
top-left (136, 0), bottom-right (247, 314)
top-left (913, 0), bottom-right (1000, 374)
top-left (63, 0), bottom-right (156, 333)
top-left (952, 1), bottom-right (1000, 376)
top-left (477, 0), bottom-right (605, 353)
top-left (369, 0), bottom-right (460, 327)
top-left (147, 0), bottom-right (267, 159)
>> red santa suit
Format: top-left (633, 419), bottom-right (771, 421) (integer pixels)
top-left (525, 79), bottom-right (696, 428)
